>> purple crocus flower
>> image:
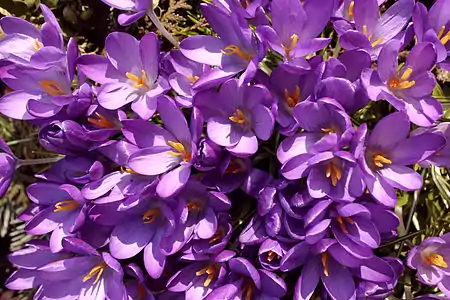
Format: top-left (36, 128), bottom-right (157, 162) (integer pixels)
top-left (204, 257), bottom-right (287, 300)
top-left (167, 250), bottom-right (235, 299)
top-left (34, 237), bottom-right (127, 300)
top-left (168, 50), bottom-right (212, 108)
top-left (127, 96), bottom-right (199, 198)
top-left (357, 112), bottom-right (446, 207)
top-left (194, 79), bottom-right (274, 157)
top-left (281, 239), bottom-right (396, 300)
top-left (337, 0), bottom-right (414, 58)
top-left (257, 0), bottom-right (333, 66)
top-left (413, 0), bottom-right (450, 67)
top-left (5, 240), bottom-right (70, 290)
top-left (258, 239), bottom-right (289, 271)
top-left (407, 233), bottom-right (450, 288)
top-left (180, 3), bottom-right (266, 84)
top-left (0, 4), bottom-right (63, 65)
top-left (0, 39), bottom-right (81, 120)
top-left (24, 183), bottom-right (89, 252)
top-left (0, 137), bottom-right (18, 198)
top-left (77, 32), bottom-right (169, 119)
top-left (100, 0), bottom-right (152, 25)
top-left (361, 41), bottom-right (442, 126)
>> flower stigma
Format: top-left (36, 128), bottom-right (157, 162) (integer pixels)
top-left (373, 154), bottom-right (392, 168)
top-left (221, 45), bottom-right (253, 61)
top-left (142, 208), bottom-right (161, 224)
top-left (53, 200), bottom-right (79, 212)
top-left (284, 85), bottom-right (301, 108)
top-left (187, 75), bottom-right (199, 84)
top-left (167, 141), bottom-right (192, 162)
top-left (282, 34), bottom-right (299, 59)
top-left (82, 262), bottom-right (107, 285)
top-left (322, 252), bottom-right (329, 277)
top-left (336, 216), bottom-right (355, 234)
top-left (326, 162), bottom-right (342, 186)
top-left (38, 80), bottom-right (66, 97)
top-left (424, 253), bottom-right (448, 268)
top-left (126, 70), bottom-right (148, 89)
top-left (266, 250), bottom-right (281, 263)
top-left (229, 109), bottom-right (248, 125)
top-left (34, 38), bottom-right (44, 50)
top-left (87, 112), bottom-right (116, 129)
top-left (388, 67), bottom-right (415, 90)
top-left (196, 264), bottom-right (218, 287)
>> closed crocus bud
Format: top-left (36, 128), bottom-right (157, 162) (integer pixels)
top-left (194, 138), bottom-right (223, 171)
top-left (258, 239), bottom-right (288, 271)
top-left (39, 120), bottom-right (92, 156)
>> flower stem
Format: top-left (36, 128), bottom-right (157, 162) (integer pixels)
top-left (147, 10), bottom-right (179, 47)
top-left (18, 156), bottom-right (64, 168)
top-left (6, 137), bottom-right (36, 146)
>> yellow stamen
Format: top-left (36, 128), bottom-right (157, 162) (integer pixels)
top-left (438, 25), bottom-right (446, 39)
top-left (348, 1), bottom-right (355, 19)
top-left (87, 112), bottom-right (116, 129)
top-left (398, 80), bottom-right (416, 89)
top-left (187, 201), bottom-right (203, 212)
top-left (34, 38), bottom-right (44, 51)
top-left (373, 154), bottom-right (392, 168)
top-left (400, 68), bottom-right (413, 81)
top-left (337, 216), bottom-right (349, 234)
top-left (281, 33), bottom-right (299, 59)
top-left (242, 280), bottom-right (255, 300)
top-left (440, 31), bottom-right (450, 45)
top-left (38, 80), bottom-right (66, 97)
top-left (120, 166), bottom-right (139, 174)
top-left (326, 162), bottom-right (342, 186)
top-left (322, 253), bottom-right (329, 277)
top-left (371, 37), bottom-right (384, 47)
top-left (209, 228), bottom-right (225, 244)
top-left (221, 45), bottom-right (253, 61)
top-left (284, 85), bottom-right (301, 108)
top-left (267, 250), bottom-right (280, 262)
top-left (426, 253), bottom-right (448, 268)
top-left (142, 208), bottom-right (161, 224)
top-left (321, 128), bottom-right (336, 134)
top-left (362, 25), bottom-right (368, 36)
top-left (82, 262), bottom-right (107, 285)
top-left (126, 70), bottom-right (147, 89)
top-left (196, 265), bottom-right (217, 287)
top-left (167, 141), bottom-right (192, 162)
top-left (53, 200), bottom-right (79, 212)
top-left (229, 109), bottom-right (248, 125)
top-left (187, 75), bottom-right (199, 84)
top-left (345, 217), bottom-right (354, 225)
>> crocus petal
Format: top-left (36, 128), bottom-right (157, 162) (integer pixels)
top-left (377, 40), bottom-right (400, 82)
top-left (157, 164), bottom-right (191, 198)
top-left (110, 220), bottom-right (154, 259)
top-left (339, 30), bottom-right (372, 51)
top-left (378, 165), bottom-right (423, 191)
top-left (180, 36), bottom-right (225, 66)
top-left (321, 257), bottom-right (356, 300)
top-left (368, 111), bottom-right (410, 150)
top-left (118, 10), bottom-right (146, 26)
top-left (0, 91), bottom-right (35, 120)
top-left (144, 231), bottom-right (166, 279)
top-left (128, 146), bottom-right (179, 176)
top-left (105, 32), bottom-right (141, 75)
top-left (294, 258), bottom-right (321, 300)
top-left (280, 242), bottom-right (310, 271)
top-left (97, 82), bottom-right (140, 110)
top-left (197, 207), bottom-right (218, 239)
top-left (77, 54), bottom-right (123, 84)
top-left (251, 105), bottom-right (274, 141)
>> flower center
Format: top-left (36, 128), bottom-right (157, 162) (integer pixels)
top-left (34, 38), bottom-right (44, 51)
top-left (196, 264), bottom-right (218, 287)
top-left (167, 141), bottom-right (192, 162)
top-left (126, 70), bottom-right (148, 89)
top-left (209, 228), bottom-right (225, 244)
top-left (321, 128), bottom-right (336, 134)
top-left (438, 25), bottom-right (450, 45)
top-left (424, 253), bottom-right (448, 268)
top-left (87, 112), bottom-right (116, 129)
top-left (362, 25), bottom-right (384, 47)
top-left (336, 216), bottom-right (354, 234)
top-left (240, 0), bottom-right (250, 8)
top-left (372, 153), bottom-right (392, 168)
top-left (241, 279), bottom-right (256, 300)
top-left (229, 109), bottom-right (248, 125)
top-left (38, 80), bottom-right (66, 97)
top-left (120, 166), bottom-right (139, 174)
top-left (282, 34), bottom-right (299, 60)
top-left (187, 200), bottom-right (204, 212)
top-left (321, 252), bottom-right (329, 277)
top-left (284, 85), bottom-right (301, 108)
top-left (82, 262), bottom-right (107, 285)
top-left (266, 250), bottom-right (281, 263)
top-left (142, 208), bottom-right (161, 224)
top-left (388, 67), bottom-right (415, 90)
top-left (187, 75), bottom-right (199, 84)
top-left (53, 200), bottom-right (79, 212)
top-left (221, 45), bottom-right (253, 61)
top-left (225, 158), bottom-right (245, 174)
top-left (326, 162), bottom-right (342, 186)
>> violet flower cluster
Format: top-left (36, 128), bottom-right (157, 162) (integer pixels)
top-left (0, 0), bottom-right (450, 299)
